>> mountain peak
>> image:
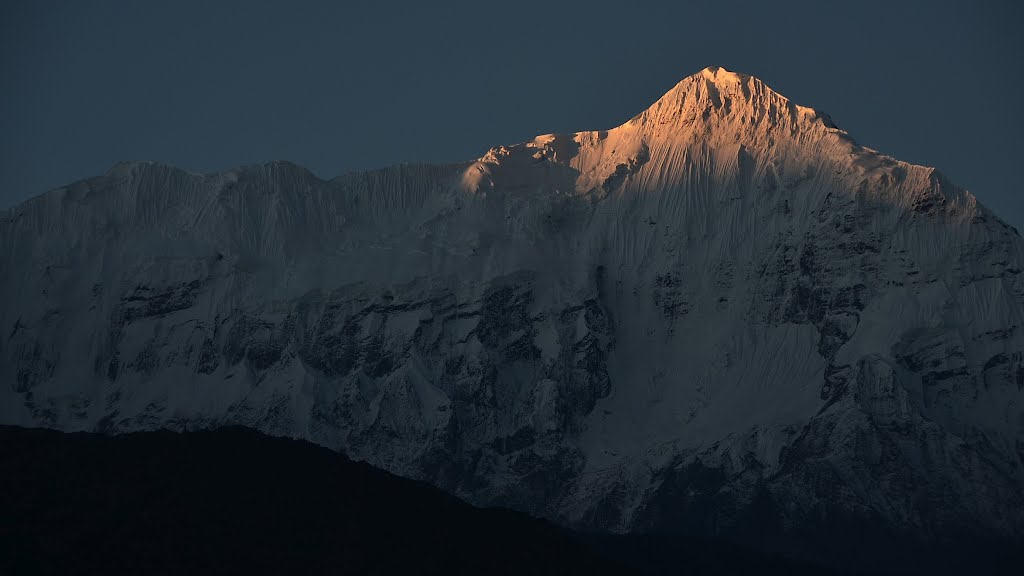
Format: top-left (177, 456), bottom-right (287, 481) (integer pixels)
top-left (698, 65), bottom-right (751, 85)
top-left (621, 65), bottom-right (840, 139)
top-left (462, 67), bottom-right (851, 195)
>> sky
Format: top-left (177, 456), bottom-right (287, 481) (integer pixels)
top-left (2, 0), bottom-right (1022, 229)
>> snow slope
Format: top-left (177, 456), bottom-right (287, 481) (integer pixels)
top-left (3, 67), bottom-right (1023, 565)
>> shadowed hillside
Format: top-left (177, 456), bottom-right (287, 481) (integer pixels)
top-left (0, 426), bottom-right (859, 575)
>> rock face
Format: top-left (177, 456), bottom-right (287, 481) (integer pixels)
top-left (2, 67), bottom-right (1023, 566)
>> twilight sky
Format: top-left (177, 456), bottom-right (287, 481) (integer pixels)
top-left (2, 0), bottom-right (1021, 228)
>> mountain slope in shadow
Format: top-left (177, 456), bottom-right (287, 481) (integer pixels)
top-left (2, 425), bottom-right (629, 575)
top-left (1, 425), bottom-right (851, 575)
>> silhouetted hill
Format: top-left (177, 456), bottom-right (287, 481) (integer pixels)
top-left (0, 426), bottom-right (868, 575)
top-left (1, 425), bottom-right (630, 575)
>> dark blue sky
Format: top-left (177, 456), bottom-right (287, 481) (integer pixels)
top-left (2, 0), bottom-right (1021, 228)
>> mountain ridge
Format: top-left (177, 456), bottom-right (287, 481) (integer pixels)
top-left (3, 67), bottom-right (985, 217)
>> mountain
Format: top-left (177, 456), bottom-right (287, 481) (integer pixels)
top-left (1, 425), bottom-right (850, 576)
top-left (2, 66), bottom-right (1023, 573)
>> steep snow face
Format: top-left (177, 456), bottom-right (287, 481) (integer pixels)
top-left (3, 67), bottom-right (1023, 546)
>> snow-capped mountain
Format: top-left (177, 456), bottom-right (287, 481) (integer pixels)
top-left (3, 66), bottom-right (1022, 569)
